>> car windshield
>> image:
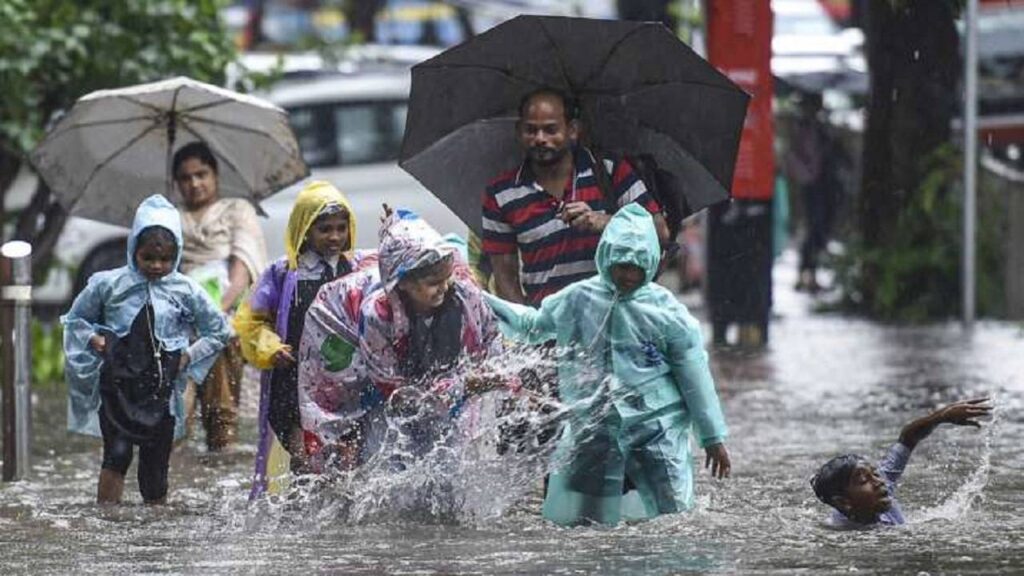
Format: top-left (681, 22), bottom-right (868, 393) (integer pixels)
top-left (287, 100), bottom-right (409, 168)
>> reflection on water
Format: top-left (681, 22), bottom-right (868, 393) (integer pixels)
top-left (3, 266), bottom-right (1023, 575)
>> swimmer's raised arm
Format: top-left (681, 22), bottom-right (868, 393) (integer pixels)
top-left (898, 398), bottom-right (993, 450)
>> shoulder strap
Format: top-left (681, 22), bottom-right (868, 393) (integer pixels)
top-left (588, 149), bottom-right (617, 212)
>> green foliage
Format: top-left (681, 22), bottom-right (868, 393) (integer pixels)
top-left (0, 0), bottom-right (237, 158)
top-left (32, 320), bottom-right (64, 386)
top-left (835, 145), bottom-right (1006, 321)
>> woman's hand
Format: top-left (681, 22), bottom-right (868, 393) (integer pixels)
top-left (272, 347), bottom-right (296, 368)
top-left (464, 374), bottom-right (501, 397)
top-left (704, 443), bottom-right (731, 479)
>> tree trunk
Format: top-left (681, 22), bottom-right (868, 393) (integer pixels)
top-left (859, 0), bottom-right (960, 303)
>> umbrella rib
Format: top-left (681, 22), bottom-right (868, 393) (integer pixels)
top-left (536, 18), bottom-right (575, 92)
top-left (44, 115), bottom-right (158, 143)
top-left (179, 114), bottom-right (296, 150)
top-left (74, 123), bottom-right (161, 208)
top-left (180, 115), bottom-right (298, 162)
top-left (578, 25), bottom-right (649, 90)
top-left (115, 95), bottom-right (167, 115)
top-left (179, 97), bottom-right (236, 115)
top-left (610, 79), bottom-right (750, 99)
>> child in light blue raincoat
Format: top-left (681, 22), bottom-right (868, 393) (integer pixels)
top-left (64, 195), bottom-right (229, 504)
top-left (485, 204), bottom-right (731, 526)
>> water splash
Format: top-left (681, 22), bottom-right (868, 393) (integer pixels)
top-left (248, 342), bottom-right (654, 527)
top-left (914, 407), bottom-right (998, 523)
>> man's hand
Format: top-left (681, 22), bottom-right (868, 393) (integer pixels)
top-left (179, 352), bottom-right (191, 372)
top-left (932, 397), bottom-right (993, 428)
top-left (704, 443), bottom-right (731, 479)
top-left (89, 334), bottom-right (107, 354)
top-left (272, 347), bottom-right (296, 368)
top-left (464, 373), bottom-right (502, 397)
top-left (899, 397), bottom-right (993, 449)
top-left (559, 202), bottom-right (611, 233)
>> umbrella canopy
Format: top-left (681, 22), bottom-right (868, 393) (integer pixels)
top-left (31, 76), bottom-right (308, 227)
top-left (400, 15), bottom-right (749, 236)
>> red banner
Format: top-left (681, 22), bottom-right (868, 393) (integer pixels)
top-left (706, 0), bottom-right (775, 201)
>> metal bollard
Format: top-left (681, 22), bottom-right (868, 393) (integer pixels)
top-left (1, 241), bottom-right (32, 482)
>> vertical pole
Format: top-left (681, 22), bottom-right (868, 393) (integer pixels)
top-left (963, 0), bottom-right (979, 326)
top-left (1, 241), bottom-right (32, 482)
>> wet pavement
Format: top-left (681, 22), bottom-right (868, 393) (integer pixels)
top-left (2, 250), bottom-right (1023, 575)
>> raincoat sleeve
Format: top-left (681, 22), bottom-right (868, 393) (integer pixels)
top-left (234, 301), bottom-right (284, 370)
top-left (664, 301), bottom-right (728, 448)
top-left (234, 265), bottom-right (287, 370)
top-left (184, 282), bottom-right (231, 385)
top-left (482, 291), bottom-right (560, 344)
top-left (62, 273), bottom-right (113, 436)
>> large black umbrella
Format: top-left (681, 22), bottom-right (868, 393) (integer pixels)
top-left (400, 15), bottom-right (750, 236)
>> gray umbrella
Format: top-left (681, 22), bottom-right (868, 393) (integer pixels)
top-left (31, 76), bottom-right (308, 227)
top-left (400, 15), bottom-right (749, 236)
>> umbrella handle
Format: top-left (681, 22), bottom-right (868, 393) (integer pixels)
top-left (166, 113), bottom-right (177, 197)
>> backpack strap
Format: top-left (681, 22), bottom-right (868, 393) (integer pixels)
top-left (587, 148), bottom-right (617, 213)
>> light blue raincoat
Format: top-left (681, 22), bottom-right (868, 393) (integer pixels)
top-left (485, 204), bottom-right (728, 526)
top-left (63, 195), bottom-right (229, 440)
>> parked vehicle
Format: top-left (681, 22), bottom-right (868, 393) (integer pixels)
top-left (771, 0), bottom-right (865, 79)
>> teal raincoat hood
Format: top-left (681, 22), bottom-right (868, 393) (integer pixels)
top-left (595, 203), bottom-right (660, 293)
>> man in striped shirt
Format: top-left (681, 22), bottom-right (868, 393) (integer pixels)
top-left (482, 89), bottom-right (668, 306)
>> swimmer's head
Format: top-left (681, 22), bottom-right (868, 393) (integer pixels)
top-left (811, 454), bottom-right (893, 524)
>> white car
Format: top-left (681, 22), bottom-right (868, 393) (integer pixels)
top-left (772, 0), bottom-right (865, 78)
top-left (37, 61), bottom-right (467, 306)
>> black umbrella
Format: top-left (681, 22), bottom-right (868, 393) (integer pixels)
top-left (400, 15), bottom-right (750, 236)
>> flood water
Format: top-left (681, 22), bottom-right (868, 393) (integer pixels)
top-left (2, 255), bottom-right (1023, 575)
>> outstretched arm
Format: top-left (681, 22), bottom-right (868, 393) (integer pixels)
top-left (898, 398), bottom-right (992, 450)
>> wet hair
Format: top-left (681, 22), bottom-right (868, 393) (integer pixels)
top-left (172, 141), bottom-right (218, 177)
top-left (400, 253), bottom-right (454, 284)
top-left (135, 225), bottom-right (177, 255)
top-left (811, 454), bottom-right (866, 506)
top-left (518, 88), bottom-right (579, 123)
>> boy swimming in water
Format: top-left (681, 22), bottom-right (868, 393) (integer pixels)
top-left (811, 398), bottom-right (992, 528)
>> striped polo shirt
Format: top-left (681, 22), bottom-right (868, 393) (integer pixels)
top-left (482, 147), bottom-right (660, 306)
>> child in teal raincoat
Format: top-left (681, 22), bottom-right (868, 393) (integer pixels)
top-left (485, 204), bottom-right (731, 526)
top-left (63, 195), bottom-right (229, 504)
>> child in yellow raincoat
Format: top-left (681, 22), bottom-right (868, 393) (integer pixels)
top-left (234, 181), bottom-right (375, 498)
